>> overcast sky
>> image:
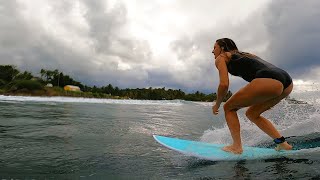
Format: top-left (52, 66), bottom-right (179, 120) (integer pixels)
top-left (1, 0), bottom-right (320, 93)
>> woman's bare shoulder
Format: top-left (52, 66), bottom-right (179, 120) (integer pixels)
top-left (218, 52), bottom-right (233, 64)
top-left (215, 54), bottom-right (229, 68)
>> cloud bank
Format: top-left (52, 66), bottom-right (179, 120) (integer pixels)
top-left (0, 0), bottom-right (319, 93)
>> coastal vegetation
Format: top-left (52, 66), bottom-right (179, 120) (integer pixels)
top-left (0, 65), bottom-right (232, 102)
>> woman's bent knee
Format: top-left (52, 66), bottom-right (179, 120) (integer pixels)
top-left (223, 101), bottom-right (239, 112)
top-left (223, 102), bottom-right (230, 112)
top-left (245, 108), bottom-right (257, 120)
top-left (246, 106), bottom-right (267, 123)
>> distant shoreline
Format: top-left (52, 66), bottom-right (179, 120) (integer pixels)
top-left (0, 66), bottom-right (223, 102)
top-left (0, 87), bottom-right (126, 100)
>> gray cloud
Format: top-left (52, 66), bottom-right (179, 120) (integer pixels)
top-left (0, 0), bottom-right (153, 88)
top-left (167, 14), bottom-right (269, 92)
top-left (169, 0), bottom-right (320, 92)
top-left (0, 0), bottom-right (319, 93)
top-left (83, 0), bottom-right (152, 64)
top-left (263, 0), bottom-right (320, 77)
top-left (83, 0), bottom-right (125, 53)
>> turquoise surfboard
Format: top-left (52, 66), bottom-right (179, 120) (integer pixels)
top-left (153, 135), bottom-right (299, 161)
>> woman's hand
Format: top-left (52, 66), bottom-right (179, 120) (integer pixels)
top-left (212, 103), bottom-right (220, 115)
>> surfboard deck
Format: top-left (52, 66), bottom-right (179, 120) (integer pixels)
top-left (153, 135), bottom-right (298, 161)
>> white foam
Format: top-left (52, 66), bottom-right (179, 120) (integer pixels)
top-left (283, 113), bottom-right (320, 137)
top-left (291, 90), bottom-right (320, 105)
top-left (0, 95), bottom-right (183, 106)
top-left (201, 91), bottom-right (320, 146)
top-left (192, 101), bottom-right (213, 107)
top-left (201, 112), bottom-right (270, 146)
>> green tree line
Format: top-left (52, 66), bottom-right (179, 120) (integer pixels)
top-left (0, 65), bottom-right (232, 101)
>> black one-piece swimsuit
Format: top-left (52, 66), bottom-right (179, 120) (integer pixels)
top-left (227, 52), bottom-right (292, 89)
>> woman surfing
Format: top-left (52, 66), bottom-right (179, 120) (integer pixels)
top-left (212, 38), bottom-right (293, 154)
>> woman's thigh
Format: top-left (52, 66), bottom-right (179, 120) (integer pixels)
top-left (224, 78), bottom-right (284, 111)
top-left (246, 83), bottom-right (293, 117)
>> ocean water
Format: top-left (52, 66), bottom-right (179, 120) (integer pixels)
top-left (0, 91), bottom-right (320, 179)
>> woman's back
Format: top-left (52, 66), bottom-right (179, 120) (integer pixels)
top-left (227, 52), bottom-right (277, 82)
top-left (227, 51), bottom-right (292, 89)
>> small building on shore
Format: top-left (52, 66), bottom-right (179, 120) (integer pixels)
top-left (64, 85), bottom-right (81, 92)
top-left (46, 83), bottom-right (53, 87)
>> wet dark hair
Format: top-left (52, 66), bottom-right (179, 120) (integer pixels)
top-left (216, 38), bottom-right (238, 52)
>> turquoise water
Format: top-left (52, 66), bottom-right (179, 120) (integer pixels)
top-left (0, 92), bottom-right (319, 179)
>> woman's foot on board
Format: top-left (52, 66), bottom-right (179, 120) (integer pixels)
top-left (275, 142), bottom-right (292, 151)
top-left (222, 145), bottom-right (243, 154)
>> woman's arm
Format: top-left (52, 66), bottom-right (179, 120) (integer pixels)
top-left (214, 55), bottom-right (229, 107)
